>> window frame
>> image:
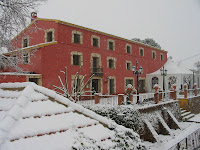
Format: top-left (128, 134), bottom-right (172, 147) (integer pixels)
top-left (91, 35), bottom-right (100, 48)
top-left (107, 56), bottom-right (116, 69)
top-left (72, 31), bottom-right (83, 44)
top-left (45, 28), bottom-right (55, 43)
top-left (108, 76), bottom-right (116, 94)
top-left (126, 44), bottom-right (132, 54)
top-left (139, 47), bottom-right (144, 56)
top-left (107, 39), bottom-right (115, 50)
top-left (160, 53), bottom-right (164, 60)
top-left (152, 51), bottom-right (156, 59)
top-left (71, 51), bottom-right (83, 66)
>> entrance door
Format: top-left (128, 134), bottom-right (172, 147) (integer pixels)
top-left (92, 79), bottom-right (99, 93)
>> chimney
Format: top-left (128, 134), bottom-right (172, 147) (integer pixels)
top-left (31, 12), bottom-right (37, 22)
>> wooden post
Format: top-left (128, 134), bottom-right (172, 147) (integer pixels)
top-left (118, 94), bottom-right (124, 105)
top-left (194, 83), bottom-right (197, 96)
top-left (94, 93), bottom-right (100, 104)
top-left (184, 84), bottom-right (188, 99)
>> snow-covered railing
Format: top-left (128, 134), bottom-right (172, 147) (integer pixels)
top-left (77, 94), bottom-right (118, 106)
top-left (99, 95), bottom-right (118, 106)
top-left (161, 91), bottom-right (174, 101)
top-left (76, 95), bottom-right (95, 106)
top-left (168, 127), bottom-right (200, 150)
top-left (197, 88), bottom-right (200, 95)
top-left (188, 89), bottom-right (195, 97)
top-left (132, 93), bottom-right (154, 104)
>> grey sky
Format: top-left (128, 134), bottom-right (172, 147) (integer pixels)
top-left (38, 0), bottom-right (200, 69)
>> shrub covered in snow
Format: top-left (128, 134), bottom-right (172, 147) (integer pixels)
top-left (87, 105), bottom-right (144, 137)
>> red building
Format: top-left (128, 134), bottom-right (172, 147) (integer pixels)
top-left (0, 13), bottom-right (167, 95)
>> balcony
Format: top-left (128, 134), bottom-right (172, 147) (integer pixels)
top-left (91, 68), bottom-right (103, 77)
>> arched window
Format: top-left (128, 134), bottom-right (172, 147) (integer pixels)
top-left (152, 77), bottom-right (159, 89)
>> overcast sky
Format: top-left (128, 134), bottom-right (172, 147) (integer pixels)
top-left (38, 0), bottom-right (200, 69)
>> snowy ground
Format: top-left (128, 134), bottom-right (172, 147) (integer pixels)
top-left (144, 115), bottom-right (200, 150)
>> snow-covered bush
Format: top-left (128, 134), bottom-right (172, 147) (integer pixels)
top-left (87, 105), bottom-right (144, 137)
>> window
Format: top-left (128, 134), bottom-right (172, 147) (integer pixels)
top-left (107, 57), bottom-right (116, 69)
top-left (152, 51), bottom-right (156, 59)
top-left (139, 79), bottom-right (145, 92)
top-left (126, 44), bottom-right (132, 54)
top-left (93, 38), bottom-right (98, 47)
top-left (109, 59), bottom-right (114, 68)
top-left (108, 76), bottom-right (116, 94)
top-left (139, 48), bottom-right (144, 56)
top-left (74, 78), bottom-right (81, 92)
top-left (71, 75), bottom-right (84, 94)
top-left (109, 79), bottom-right (115, 94)
top-left (23, 52), bottom-right (29, 64)
top-left (45, 29), bottom-right (55, 42)
top-left (72, 31), bottom-right (83, 44)
top-left (152, 77), bottom-right (158, 89)
top-left (109, 42), bottom-right (114, 50)
top-left (107, 39), bottom-right (115, 50)
top-left (126, 79), bottom-right (133, 86)
top-left (74, 34), bottom-right (80, 44)
top-left (126, 61), bottom-right (132, 70)
top-left (47, 31), bottom-right (53, 42)
top-left (160, 54), bottom-right (163, 60)
top-left (91, 35), bottom-right (100, 47)
top-left (71, 51), bottom-right (83, 66)
top-left (73, 55), bottom-right (81, 65)
top-left (23, 38), bottom-right (28, 48)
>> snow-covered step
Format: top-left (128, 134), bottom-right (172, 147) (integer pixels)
top-left (183, 114), bottom-right (195, 121)
top-left (182, 111), bottom-right (192, 117)
top-left (180, 109), bottom-right (187, 114)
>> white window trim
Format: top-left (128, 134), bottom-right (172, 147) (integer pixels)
top-left (45, 28), bottom-right (55, 42)
top-left (107, 56), bottom-right (116, 69)
top-left (139, 47), bottom-right (144, 56)
top-left (71, 51), bottom-right (83, 66)
top-left (72, 30), bottom-right (83, 44)
top-left (107, 39), bottom-right (115, 50)
top-left (91, 35), bottom-right (100, 47)
top-left (126, 60), bottom-right (132, 70)
top-left (126, 44), bottom-right (132, 54)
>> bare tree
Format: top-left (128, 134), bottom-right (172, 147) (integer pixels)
top-left (0, 0), bottom-right (46, 72)
top-left (0, 0), bottom-right (46, 51)
top-left (194, 61), bottom-right (200, 74)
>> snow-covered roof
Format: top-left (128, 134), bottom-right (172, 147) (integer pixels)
top-left (0, 82), bottom-right (143, 150)
top-left (148, 57), bottom-right (193, 75)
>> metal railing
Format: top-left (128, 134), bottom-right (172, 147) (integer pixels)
top-left (91, 68), bottom-right (103, 77)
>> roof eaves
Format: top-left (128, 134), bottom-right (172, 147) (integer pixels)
top-left (3, 41), bottom-right (57, 55)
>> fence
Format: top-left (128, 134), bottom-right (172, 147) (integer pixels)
top-left (99, 95), bottom-right (118, 106)
top-left (77, 94), bottom-right (118, 106)
top-left (169, 127), bottom-right (200, 150)
top-left (132, 93), bottom-right (154, 104)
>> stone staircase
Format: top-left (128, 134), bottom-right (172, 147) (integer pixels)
top-left (180, 108), bottom-right (195, 121)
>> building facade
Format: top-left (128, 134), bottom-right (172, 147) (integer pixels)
top-left (0, 14), bottom-right (167, 95)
